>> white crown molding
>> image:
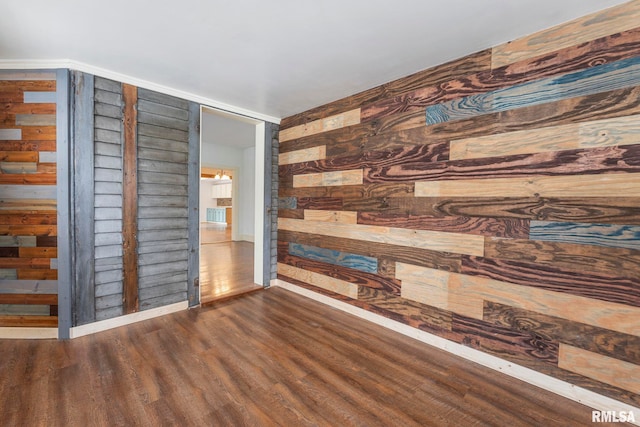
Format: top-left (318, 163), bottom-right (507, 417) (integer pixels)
top-left (0, 59), bottom-right (280, 124)
top-left (274, 279), bottom-right (640, 425)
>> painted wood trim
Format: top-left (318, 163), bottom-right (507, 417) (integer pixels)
top-left (55, 69), bottom-right (72, 339)
top-left (415, 173), bottom-right (640, 198)
top-left (263, 122), bottom-right (277, 286)
top-left (69, 300), bottom-right (187, 338)
top-left (278, 217), bottom-right (485, 257)
top-left (449, 114), bottom-right (640, 160)
top-left (187, 102), bottom-right (200, 306)
top-left (491, 1), bottom-right (640, 68)
top-left (122, 83), bottom-right (139, 314)
top-left (71, 71), bottom-right (96, 325)
top-left (274, 279), bottom-right (640, 420)
top-left (279, 109), bottom-right (360, 142)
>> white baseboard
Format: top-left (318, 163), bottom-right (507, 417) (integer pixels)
top-left (274, 279), bottom-right (640, 425)
top-left (70, 301), bottom-right (188, 339)
top-left (0, 327), bottom-right (58, 339)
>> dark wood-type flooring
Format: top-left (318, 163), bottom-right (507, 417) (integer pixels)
top-left (0, 287), bottom-right (618, 426)
top-left (200, 224), bottom-right (261, 305)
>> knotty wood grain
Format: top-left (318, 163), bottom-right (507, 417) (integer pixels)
top-left (396, 262), bottom-right (640, 336)
top-left (559, 344), bottom-right (640, 394)
top-left (278, 145), bottom-right (326, 165)
top-left (279, 183), bottom-right (415, 199)
top-left (280, 49), bottom-right (491, 129)
top-left (289, 242), bottom-right (377, 274)
top-left (293, 169), bottom-right (363, 188)
top-left (450, 114), bottom-right (640, 160)
top-left (303, 209), bottom-right (357, 223)
top-left (279, 109), bottom-right (360, 142)
top-left (426, 57), bottom-right (640, 125)
top-left (278, 229), bottom-right (462, 273)
top-left (415, 172), bottom-right (640, 198)
top-left (277, 262), bottom-right (358, 298)
top-left (484, 238), bottom-right (640, 278)
top-left (484, 301), bottom-right (640, 365)
top-left (462, 255), bottom-right (640, 307)
top-left (279, 217), bottom-right (485, 257)
top-left (363, 27), bottom-right (640, 123)
top-left (357, 212), bottom-right (529, 238)
top-left (530, 220), bottom-right (640, 251)
top-left (491, 1), bottom-right (640, 68)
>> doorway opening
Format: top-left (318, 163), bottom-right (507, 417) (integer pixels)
top-left (198, 107), bottom-right (265, 304)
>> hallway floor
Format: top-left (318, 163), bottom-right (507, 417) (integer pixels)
top-left (199, 222), bottom-right (261, 305)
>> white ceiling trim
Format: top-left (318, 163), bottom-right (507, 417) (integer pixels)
top-left (0, 59), bottom-right (280, 124)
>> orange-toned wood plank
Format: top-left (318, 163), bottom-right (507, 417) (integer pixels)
top-left (0, 315), bottom-right (57, 327)
top-left (18, 247), bottom-right (57, 258)
top-left (0, 293), bottom-right (57, 305)
top-left (0, 81), bottom-right (56, 91)
top-left (279, 109), bottom-right (360, 142)
top-left (559, 344), bottom-right (640, 394)
top-left (17, 269), bottom-right (57, 280)
top-left (491, 1), bottom-right (640, 68)
top-left (21, 126), bottom-right (56, 141)
top-left (0, 225), bottom-right (57, 236)
top-left (303, 209), bottom-right (357, 224)
top-left (36, 163), bottom-right (57, 174)
top-left (0, 174), bottom-right (56, 185)
top-left (0, 103), bottom-right (56, 114)
top-left (0, 140), bottom-right (56, 151)
top-left (0, 199), bottom-right (56, 211)
top-left (0, 151), bottom-right (38, 162)
top-left (0, 213), bottom-right (56, 225)
top-left (0, 258), bottom-right (52, 269)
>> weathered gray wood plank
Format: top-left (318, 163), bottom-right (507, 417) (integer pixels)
top-left (94, 220), bottom-right (122, 234)
top-left (0, 280), bottom-right (58, 294)
top-left (138, 207), bottom-right (188, 218)
top-left (94, 181), bottom-right (123, 195)
top-left (94, 207), bottom-right (122, 220)
top-left (138, 271), bottom-right (187, 288)
top-left (138, 147), bottom-right (189, 163)
top-left (138, 218), bottom-right (188, 230)
top-left (95, 116), bottom-right (122, 132)
top-left (95, 232), bottom-right (122, 247)
top-left (138, 111), bottom-right (189, 131)
top-left (95, 269), bottom-right (123, 285)
top-left (94, 257), bottom-right (123, 272)
top-left (94, 155), bottom-right (122, 170)
top-left (95, 103), bottom-right (122, 120)
top-left (138, 135), bottom-right (188, 153)
top-left (95, 142), bottom-right (122, 157)
top-left (138, 123), bottom-right (188, 143)
top-left (138, 88), bottom-right (189, 110)
top-left (94, 77), bottom-right (122, 94)
top-left (94, 168), bottom-right (122, 183)
top-left (95, 245), bottom-right (123, 260)
top-left (137, 99), bottom-right (190, 120)
top-left (94, 89), bottom-right (122, 107)
top-left (187, 101), bottom-right (200, 306)
top-left (138, 229), bottom-right (188, 242)
top-left (139, 250), bottom-right (188, 266)
top-left (94, 194), bottom-right (122, 208)
top-left (139, 292), bottom-right (187, 310)
top-left (139, 282), bottom-right (186, 301)
top-left (138, 171), bottom-right (187, 185)
top-left (95, 129), bottom-right (122, 144)
top-left (137, 183), bottom-right (187, 196)
top-left (95, 306), bottom-right (123, 321)
top-left (95, 281), bottom-right (122, 297)
top-left (138, 159), bottom-right (187, 175)
top-left (138, 240), bottom-right (188, 254)
top-left (138, 195), bottom-right (187, 207)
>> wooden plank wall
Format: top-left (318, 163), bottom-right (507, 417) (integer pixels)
top-left (0, 71), bottom-right (59, 327)
top-left (277, 1), bottom-right (640, 408)
top-left (136, 88), bottom-right (190, 310)
top-left (93, 77), bottom-right (125, 321)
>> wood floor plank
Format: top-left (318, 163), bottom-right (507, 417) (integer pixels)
top-left (0, 287), bottom-right (606, 425)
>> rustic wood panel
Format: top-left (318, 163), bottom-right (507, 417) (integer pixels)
top-left (426, 57), bottom-right (640, 125)
top-left (279, 146), bottom-right (326, 165)
top-left (293, 169), bottom-right (363, 188)
top-left (279, 109), bottom-right (360, 142)
top-left (122, 83), bottom-right (138, 314)
top-left (396, 262), bottom-right (640, 336)
top-left (491, 1), bottom-right (640, 68)
top-left (462, 255), bottom-right (640, 307)
top-left (288, 242), bottom-right (377, 274)
top-left (450, 114), bottom-right (640, 160)
top-left (278, 5), bottom-right (640, 406)
top-left (415, 173), bottom-right (640, 198)
top-left (303, 210), bottom-right (357, 224)
top-left (483, 301), bottom-right (640, 365)
top-left (0, 76), bottom-right (58, 326)
top-left (279, 218), bottom-right (485, 257)
top-left (278, 262), bottom-right (358, 299)
top-left (280, 49), bottom-right (492, 129)
top-left (559, 344), bottom-right (640, 394)
top-left (357, 212), bottom-right (529, 238)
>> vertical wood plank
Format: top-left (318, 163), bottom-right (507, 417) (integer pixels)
top-left (187, 101), bottom-right (200, 306)
top-left (72, 71), bottom-right (96, 325)
top-left (122, 84), bottom-right (139, 314)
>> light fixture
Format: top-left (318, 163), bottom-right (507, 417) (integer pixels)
top-left (214, 170), bottom-right (221, 180)
top-left (221, 172), bottom-right (230, 180)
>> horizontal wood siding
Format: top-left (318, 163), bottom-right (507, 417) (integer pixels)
top-left (94, 77), bottom-right (124, 321)
top-left (0, 72), bottom-right (58, 326)
top-left (136, 88), bottom-right (189, 310)
top-left (278, 2), bottom-right (640, 408)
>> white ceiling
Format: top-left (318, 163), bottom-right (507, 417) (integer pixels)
top-left (0, 0), bottom-right (627, 121)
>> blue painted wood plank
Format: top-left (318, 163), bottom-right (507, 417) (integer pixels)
top-left (530, 221), bottom-right (640, 251)
top-left (289, 243), bottom-right (378, 274)
top-left (23, 91), bottom-right (57, 103)
top-left (426, 56), bottom-right (640, 125)
top-left (279, 197), bottom-right (297, 209)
